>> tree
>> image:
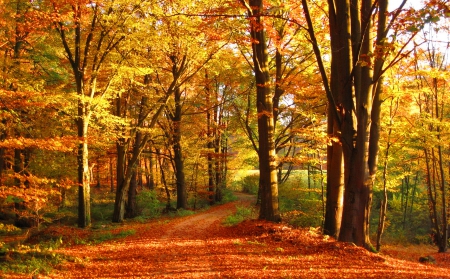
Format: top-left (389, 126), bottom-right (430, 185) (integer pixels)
top-left (239, 0), bottom-right (280, 222)
top-left (413, 39), bottom-right (450, 252)
top-left (301, 0), bottom-right (421, 247)
top-left (51, 0), bottom-right (141, 227)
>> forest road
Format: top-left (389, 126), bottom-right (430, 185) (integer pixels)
top-left (6, 192), bottom-right (450, 279)
top-left (161, 192), bottom-right (256, 239)
top-left (41, 192), bottom-right (258, 279)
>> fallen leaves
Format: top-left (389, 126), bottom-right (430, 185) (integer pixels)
top-left (4, 193), bottom-right (450, 278)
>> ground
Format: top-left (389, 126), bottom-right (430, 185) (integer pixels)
top-left (3, 193), bottom-right (450, 278)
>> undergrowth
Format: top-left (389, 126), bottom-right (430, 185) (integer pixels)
top-left (223, 205), bottom-right (255, 226)
top-left (0, 241), bottom-right (72, 276)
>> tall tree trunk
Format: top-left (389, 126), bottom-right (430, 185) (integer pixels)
top-left (376, 120), bottom-right (392, 251)
top-left (113, 96), bottom-right (149, 222)
top-left (243, 0), bottom-right (280, 222)
top-left (0, 122), bottom-right (5, 186)
top-left (205, 71), bottom-right (215, 205)
top-left (320, 0), bottom-right (352, 239)
top-left (324, 119), bottom-right (344, 238)
top-left (115, 94), bottom-right (127, 211)
top-left (303, 0), bottom-right (389, 247)
top-left (172, 86), bottom-right (187, 209)
top-left (109, 156), bottom-right (114, 193)
top-left (77, 116), bottom-right (91, 228)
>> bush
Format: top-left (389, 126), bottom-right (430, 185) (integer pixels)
top-left (220, 188), bottom-right (238, 204)
top-left (137, 190), bottom-right (161, 218)
top-left (240, 174), bottom-right (259, 195)
top-left (0, 223), bottom-right (22, 235)
top-left (223, 205), bottom-right (255, 226)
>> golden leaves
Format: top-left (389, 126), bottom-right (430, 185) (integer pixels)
top-left (0, 136), bottom-right (77, 152)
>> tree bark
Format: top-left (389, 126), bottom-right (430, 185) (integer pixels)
top-left (77, 116), bottom-right (91, 228)
top-left (113, 96), bottom-right (149, 222)
top-left (243, 0), bottom-right (280, 222)
top-left (303, 0), bottom-right (389, 247)
top-left (125, 170), bottom-right (138, 218)
top-left (172, 87), bottom-right (187, 209)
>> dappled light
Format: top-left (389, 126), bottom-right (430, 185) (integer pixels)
top-left (3, 195), bottom-right (450, 278)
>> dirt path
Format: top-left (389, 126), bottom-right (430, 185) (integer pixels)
top-left (161, 192), bottom-right (256, 240)
top-left (43, 193), bottom-right (257, 279)
top-left (5, 192), bottom-right (450, 278)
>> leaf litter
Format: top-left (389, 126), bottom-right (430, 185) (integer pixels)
top-left (3, 193), bottom-right (450, 278)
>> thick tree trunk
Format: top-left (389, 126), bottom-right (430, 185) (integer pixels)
top-left (170, 85), bottom-right (187, 209)
top-left (113, 96), bottom-right (149, 222)
top-left (338, 0), bottom-right (389, 250)
top-left (324, 118), bottom-right (344, 238)
top-left (302, 0), bottom-right (387, 248)
top-left (245, 0), bottom-right (280, 222)
top-left (125, 170), bottom-right (138, 218)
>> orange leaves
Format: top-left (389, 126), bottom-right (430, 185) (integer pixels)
top-left (6, 197), bottom-right (449, 278)
top-left (0, 136), bottom-right (77, 152)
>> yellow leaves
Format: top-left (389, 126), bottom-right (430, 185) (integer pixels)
top-left (0, 136), bottom-right (77, 152)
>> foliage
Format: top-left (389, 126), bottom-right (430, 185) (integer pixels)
top-left (0, 0), bottom-right (447, 256)
top-left (219, 188), bottom-right (238, 204)
top-left (277, 170), bottom-right (324, 228)
top-left (223, 205), bottom-right (255, 226)
top-left (0, 224), bottom-right (22, 235)
top-left (169, 209), bottom-right (196, 217)
top-left (236, 174), bottom-right (259, 195)
top-left (90, 229), bottom-right (136, 244)
top-left (136, 190), bottom-right (161, 219)
top-left (0, 242), bottom-right (70, 276)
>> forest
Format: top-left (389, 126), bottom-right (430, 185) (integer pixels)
top-left (1, 0), bottom-right (450, 277)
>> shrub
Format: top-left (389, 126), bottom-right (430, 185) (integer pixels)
top-left (137, 190), bottom-right (161, 218)
top-left (241, 174), bottom-right (259, 195)
top-left (0, 223), bottom-right (22, 235)
top-left (223, 205), bottom-right (255, 226)
top-left (220, 188), bottom-right (238, 204)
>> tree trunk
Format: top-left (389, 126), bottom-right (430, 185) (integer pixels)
top-left (113, 96), bottom-right (149, 222)
top-left (303, 0), bottom-right (388, 248)
top-left (125, 170), bottom-right (138, 218)
top-left (324, 118), bottom-right (344, 238)
top-left (109, 157), bottom-right (114, 193)
top-left (320, 0), bottom-right (352, 239)
top-left (77, 116), bottom-right (91, 228)
top-left (244, 0), bottom-right (280, 222)
top-left (376, 96), bottom-right (397, 251)
top-left (376, 128), bottom-right (391, 251)
top-left (172, 87), bottom-right (187, 209)
top-left (205, 71), bottom-right (215, 205)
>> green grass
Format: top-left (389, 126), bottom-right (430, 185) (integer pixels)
top-left (0, 242), bottom-right (72, 276)
top-left (223, 205), bottom-right (255, 226)
top-left (170, 208), bottom-right (196, 217)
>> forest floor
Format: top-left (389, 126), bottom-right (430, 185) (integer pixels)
top-left (3, 192), bottom-right (450, 278)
